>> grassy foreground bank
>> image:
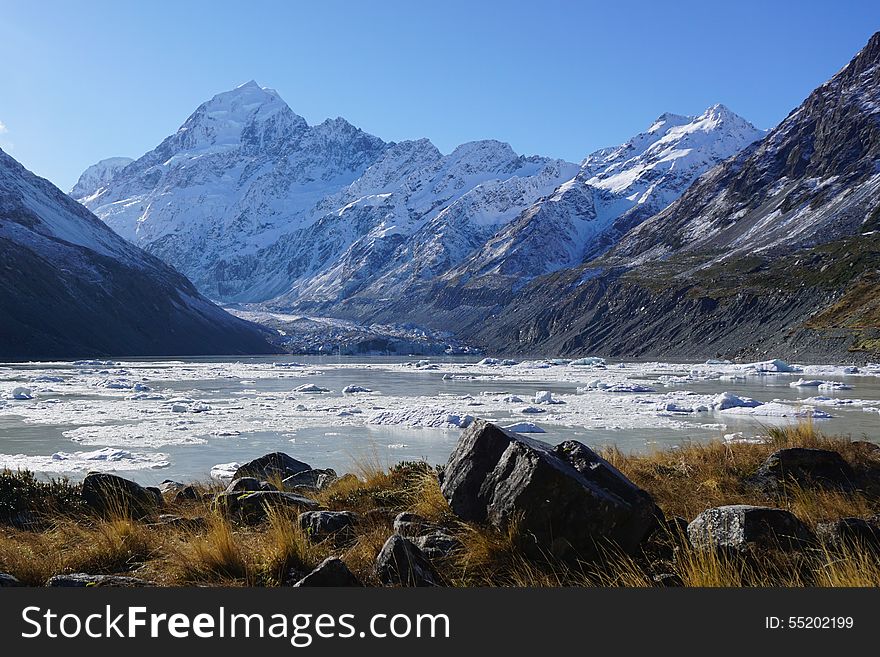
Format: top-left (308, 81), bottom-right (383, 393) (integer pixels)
top-left (1, 422), bottom-right (879, 587)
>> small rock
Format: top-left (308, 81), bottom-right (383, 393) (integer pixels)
top-left (751, 448), bottom-right (856, 492)
top-left (81, 472), bottom-right (162, 518)
top-left (233, 452), bottom-right (312, 481)
top-left (688, 505), bottom-right (814, 552)
top-left (215, 491), bottom-right (319, 524)
top-left (293, 558), bottom-right (362, 587)
top-left (282, 468), bottom-right (337, 491)
top-left (392, 512), bottom-right (440, 538)
top-left (653, 573), bottom-right (684, 587)
top-left (375, 535), bottom-right (440, 587)
top-left (173, 485), bottom-right (200, 503)
top-left (47, 573), bottom-right (152, 587)
top-left (817, 517), bottom-right (880, 551)
top-left (0, 573), bottom-right (23, 587)
top-left (298, 511), bottom-right (359, 542)
top-left (412, 531), bottom-right (460, 560)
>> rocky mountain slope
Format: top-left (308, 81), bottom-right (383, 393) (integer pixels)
top-left (437, 32), bottom-right (880, 362)
top-left (0, 148), bottom-right (277, 360)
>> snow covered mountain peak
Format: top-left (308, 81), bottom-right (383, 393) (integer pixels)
top-left (175, 80), bottom-right (306, 152)
top-left (70, 156), bottom-right (134, 200)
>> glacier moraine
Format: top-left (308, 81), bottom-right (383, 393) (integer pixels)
top-left (1, 356), bottom-right (879, 485)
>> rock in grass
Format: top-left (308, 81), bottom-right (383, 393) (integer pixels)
top-left (47, 573), bottom-right (152, 587)
top-left (81, 472), bottom-right (162, 518)
top-left (687, 505), bottom-right (814, 552)
top-left (375, 535), bottom-right (440, 587)
top-left (293, 558), bottom-right (362, 587)
top-left (225, 477), bottom-right (277, 493)
top-left (750, 448), bottom-right (856, 493)
top-left (817, 517), bottom-right (880, 551)
top-left (173, 485), bottom-right (200, 502)
top-left (412, 531), bottom-right (460, 560)
top-left (233, 452), bottom-right (312, 481)
top-left (298, 511), bottom-right (359, 542)
top-left (215, 491), bottom-right (319, 524)
top-left (440, 420), bottom-right (661, 559)
top-left (283, 468), bottom-right (337, 491)
top-left (393, 512), bottom-right (440, 538)
top-left (0, 573), bottom-right (23, 587)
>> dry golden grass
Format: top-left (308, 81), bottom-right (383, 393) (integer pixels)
top-left (1, 421), bottom-right (879, 587)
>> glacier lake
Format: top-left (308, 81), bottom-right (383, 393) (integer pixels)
top-left (1, 355), bottom-right (879, 486)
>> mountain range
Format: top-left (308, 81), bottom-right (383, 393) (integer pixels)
top-left (74, 83), bottom-right (763, 316)
top-left (61, 30), bottom-right (880, 362)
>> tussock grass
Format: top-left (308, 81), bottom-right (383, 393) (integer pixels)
top-left (1, 421), bottom-right (879, 587)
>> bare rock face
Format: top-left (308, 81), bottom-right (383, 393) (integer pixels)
top-left (440, 420), bottom-right (661, 559)
top-left (687, 505), bottom-right (815, 552)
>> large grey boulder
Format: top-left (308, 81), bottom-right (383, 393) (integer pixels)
top-left (751, 448), bottom-right (856, 492)
top-left (293, 558), bottom-right (362, 587)
top-left (440, 420), bottom-right (661, 559)
top-left (81, 472), bottom-right (162, 518)
top-left (688, 505), bottom-right (814, 552)
top-left (298, 510), bottom-right (359, 542)
top-left (375, 535), bottom-right (440, 587)
top-left (215, 491), bottom-right (319, 524)
top-left (412, 531), bottom-right (460, 560)
top-left (233, 453), bottom-right (312, 481)
top-left (47, 573), bottom-right (152, 587)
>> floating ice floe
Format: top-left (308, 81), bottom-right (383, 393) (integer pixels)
top-left (520, 406), bottom-right (546, 414)
top-left (711, 392), bottom-right (763, 410)
top-left (723, 432), bottom-right (767, 444)
top-left (818, 381), bottom-right (854, 391)
top-left (570, 357), bottom-right (606, 367)
top-left (342, 385), bottom-right (372, 394)
top-left (504, 422), bottom-right (546, 433)
top-left (210, 462), bottom-right (240, 479)
top-left (367, 408), bottom-right (474, 428)
top-left (720, 402), bottom-right (833, 419)
top-left (502, 395), bottom-right (523, 403)
top-left (294, 384), bottom-right (330, 393)
top-left (6, 386), bottom-right (32, 400)
top-left (747, 359), bottom-right (802, 373)
top-left (0, 447), bottom-right (168, 473)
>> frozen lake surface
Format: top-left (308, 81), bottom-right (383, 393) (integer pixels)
top-left (1, 355), bottom-right (879, 486)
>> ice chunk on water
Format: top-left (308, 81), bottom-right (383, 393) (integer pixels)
top-left (570, 357), bottom-right (606, 366)
top-left (294, 384), bottom-right (330, 393)
top-left (503, 421), bottom-right (546, 433)
top-left (711, 392), bottom-right (763, 410)
top-left (8, 386), bottom-right (32, 400)
top-left (342, 385), bottom-right (372, 394)
top-left (211, 462), bottom-right (240, 479)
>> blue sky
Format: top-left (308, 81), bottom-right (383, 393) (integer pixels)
top-left (1, 0), bottom-right (878, 191)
